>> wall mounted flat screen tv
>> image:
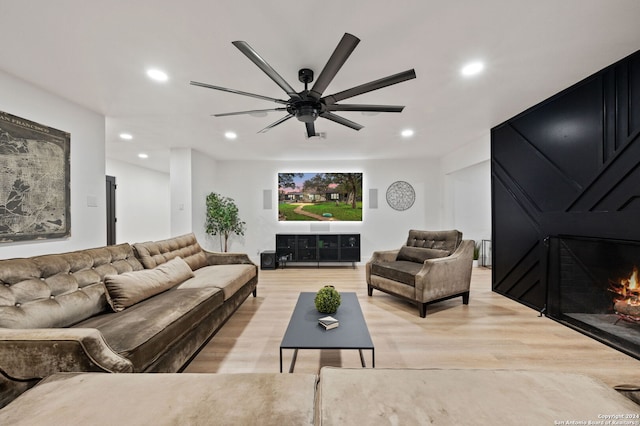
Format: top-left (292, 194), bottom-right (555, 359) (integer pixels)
top-left (278, 173), bottom-right (363, 221)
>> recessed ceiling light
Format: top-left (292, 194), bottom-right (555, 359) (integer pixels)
top-left (225, 131), bottom-right (237, 140)
top-left (401, 129), bottom-right (414, 138)
top-left (461, 61), bottom-right (484, 77)
top-left (146, 68), bottom-right (168, 82)
top-left (138, 153), bottom-right (149, 159)
top-left (119, 133), bottom-right (133, 140)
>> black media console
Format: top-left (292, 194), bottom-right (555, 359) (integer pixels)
top-left (275, 234), bottom-right (360, 268)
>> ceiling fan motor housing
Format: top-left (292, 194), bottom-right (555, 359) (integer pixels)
top-left (292, 101), bottom-right (319, 122)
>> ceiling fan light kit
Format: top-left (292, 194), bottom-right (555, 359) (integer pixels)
top-left (191, 33), bottom-right (416, 138)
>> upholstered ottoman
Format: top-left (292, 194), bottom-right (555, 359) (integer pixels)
top-left (0, 372), bottom-right (317, 425)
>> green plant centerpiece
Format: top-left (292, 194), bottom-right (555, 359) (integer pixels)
top-left (314, 285), bottom-right (341, 314)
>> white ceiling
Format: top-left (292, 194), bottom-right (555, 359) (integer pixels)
top-left (1, 1), bottom-right (639, 172)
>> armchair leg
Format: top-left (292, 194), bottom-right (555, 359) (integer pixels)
top-left (367, 285), bottom-right (373, 297)
top-left (462, 291), bottom-right (470, 305)
top-left (419, 303), bottom-right (427, 318)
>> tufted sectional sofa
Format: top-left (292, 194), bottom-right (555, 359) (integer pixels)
top-left (0, 233), bottom-right (257, 406)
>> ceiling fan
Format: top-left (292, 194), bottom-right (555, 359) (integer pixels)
top-left (190, 33), bottom-right (416, 138)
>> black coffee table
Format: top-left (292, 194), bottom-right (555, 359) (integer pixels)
top-left (280, 292), bottom-right (375, 373)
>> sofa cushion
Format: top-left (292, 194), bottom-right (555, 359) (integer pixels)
top-left (0, 372), bottom-right (318, 426)
top-left (371, 261), bottom-right (423, 287)
top-left (76, 286), bottom-right (224, 372)
top-left (397, 246), bottom-right (450, 263)
top-left (0, 244), bottom-right (143, 329)
top-left (177, 264), bottom-right (257, 300)
top-left (316, 368), bottom-right (640, 426)
top-left (104, 257), bottom-right (194, 312)
top-left (133, 233), bottom-right (208, 271)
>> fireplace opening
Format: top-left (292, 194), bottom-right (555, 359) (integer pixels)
top-left (610, 265), bottom-right (640, 323)
top-left (547, 236), bottom-right (640, 360)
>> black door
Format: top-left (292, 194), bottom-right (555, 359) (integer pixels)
top-left (106, 175), bottom-right (116, 245)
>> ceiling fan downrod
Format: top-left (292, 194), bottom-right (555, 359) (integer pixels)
top-left (295, 68), bottom-right (319, 122)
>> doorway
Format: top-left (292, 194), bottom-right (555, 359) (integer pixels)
top-left (106, 175), bottom-right (116, 245)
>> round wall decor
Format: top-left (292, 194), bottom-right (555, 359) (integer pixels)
top-left (386, 181), bottom-right (415, 211)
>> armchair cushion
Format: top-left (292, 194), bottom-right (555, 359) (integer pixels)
top-left (405, 229), bottom-right (462, 253)
top-left (397, 246), bottom-right (450, 263)
top-left (370, 261), bottom-right (422, 287)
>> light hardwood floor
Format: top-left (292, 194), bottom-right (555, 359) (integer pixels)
top-left (185, 266), bottom-right (640, 387)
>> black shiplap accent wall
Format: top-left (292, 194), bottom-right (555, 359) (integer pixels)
top-left (491, 49), bottom-right (640, 311)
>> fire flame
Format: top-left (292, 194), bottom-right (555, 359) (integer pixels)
top-left (609, 265), bottom-right (640, 306)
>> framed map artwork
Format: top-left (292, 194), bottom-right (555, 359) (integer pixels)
top-left (0, 111), bottom-right (70, 242)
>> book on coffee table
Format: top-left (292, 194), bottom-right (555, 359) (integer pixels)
top-left (318, 316), bottom-right (339, 330)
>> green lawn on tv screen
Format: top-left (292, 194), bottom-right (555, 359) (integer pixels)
top-left (278, 202), bottom-right (363, 221)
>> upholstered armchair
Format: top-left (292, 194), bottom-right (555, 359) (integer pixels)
top-left (366, 230), bottom-right (474, 317)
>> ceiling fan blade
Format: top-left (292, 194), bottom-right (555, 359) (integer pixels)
top-left (213, 108), bottom-right (287, 117)
top-left (190, 81), bottom-right (289, 105)
top-left (305, 122), bottom-right (317, 138)
top-left (232, 41), bottom-right (300, 99)
top-left (322, 69), bottom-right (416, 104)
top-left (319, 112), bottom-right (363, 131)
top-left (308, 33), bottom-right (360, 100)
top-left (257, 114), bottom-right (294, 133)
top-left (325, 104), bottom-right (405, 113)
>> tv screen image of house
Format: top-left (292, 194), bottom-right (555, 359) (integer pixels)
top-left (278, 173), bottom-right (363, 221)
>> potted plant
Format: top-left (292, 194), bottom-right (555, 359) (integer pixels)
top-left (314, 285), bottom-right (341, 314)
top-left (205, 192), bottom-right (246, 252)
top-left (473, 243), bottom-right (480, 267)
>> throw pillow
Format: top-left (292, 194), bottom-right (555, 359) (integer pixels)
top-left (396, 246), bottom-right (450, 264)
top-left (104, 256), bottom-right (194, 312)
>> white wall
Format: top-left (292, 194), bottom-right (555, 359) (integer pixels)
top-left (440, 132), bottom-right (491, 175)
top-left (190, 150), bottom-right (218, 250)
top-left (105, 158), bottom-right (171, 243)
top-left (0, 70), bottom-right (106, 258)
top-left (102, 153), bottom-right (441, 261)
top-left (447, 161), bottom-right (491, 242)
top-left (212, 159), bottom-right (442, 262)
top-left (169, 148), bottom-right (193, 236)
top-left (440, 133), bottom-right (491, 247)
top-left (108, 146), bottom-right (492, 264)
